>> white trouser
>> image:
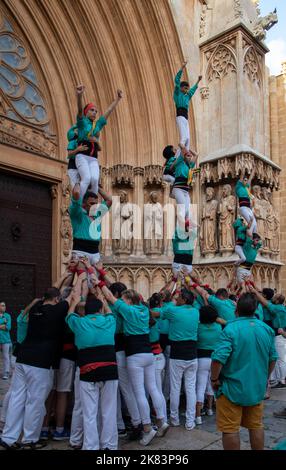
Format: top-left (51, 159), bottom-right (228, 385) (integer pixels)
top-left (116, 351), bottom-right (141, 427)
top-left (172, 263), bottom-right (193, 277)
top-left (239, 206), bottom-right (257, 234)
top-left (172, 188), bottom-right (190, 221)
top-left (196, 358), bottom-right (213, 403)
top-left (68, 169), bottom-right (80, 190)
top-left (75, 153), bottom-right (100, 199)
top-left (117, 389), bottom-right (125, 430)
top-left (1, 343), bottom-right (11, 376)
top-left (70, 367), bottom-right (83, 447)
top-left (163, 345), bottom-right (171, 402)
top-left (154, 353), bottom-right (167, 422)
top-left (162, 175), bottom-right (175, 185)
top-left (0, 370), bottom-right (16, 423)
top-left (176, 116), bottom-right (190, 150)
top-left (169, 358), bottom-right (198, 427)
top-left (236, 266), bottom-right (252, 284)
top-left (271, 335), bottom-right (286, 384)
top-left (72, 250), bottom-right (100, 267)
top-left (127, 353), bottom-right (165, 425)
top-left (235, 245), bottom-right (246, 263)
top-left (80, 380), bottom-right (118, 450)
top-left (1, 363), bottom-right (54, 445)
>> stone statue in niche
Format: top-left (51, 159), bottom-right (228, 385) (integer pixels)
top-left (267, 189), bottom-right (280, 255)
top-left (113, 190), bottom-right (133, 254)
top-left (218, 184), bottom-right (236, 253)
top-left (252, 185), bottom-right (266, 239)
top-left (200, 187), bottom-right (218, 256)
top-left (144, 191), bottom-right (163, 255)
top-left (261, 187), bottom-right (272, 252)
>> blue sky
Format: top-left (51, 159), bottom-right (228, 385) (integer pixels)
top-left (260, 0), bottom-right (286, 75)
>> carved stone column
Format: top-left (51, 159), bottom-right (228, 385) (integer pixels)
top-left (132, 167), bottom-right (145, 257)
top-left (100, 167), bottom-right (112, 257)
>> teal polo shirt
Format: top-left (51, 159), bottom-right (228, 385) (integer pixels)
top-left (158, 301), bottom-right (174, 336)
top-left (212, 317), bottom-right (278, 406)
top-left (0, 313), bottom-right (11, 344)
top-left (113, 300), bottom-right (150, 336)
top-left (158, 304), bottom-right (199, 342)
top-left (208, 296), bottom-right (236, 322)
top-left (174, 153), bottom-right (195, 180)
top-left (197, 323), bottom-right (222, 350)
top-left (172, 228), bottom-right (196, 256)
top-left (235, 180), bottom-right (250, 200)
top-left (16, 311), bottom-right (29, 344)
top-left (69, 198), bottom-right (110, 243)
top-left (66, 313), bottom-right (116, 350)
top-left (255, 303), bottom-right (264, 321)
top-left (173, 69), bottom-right (198, 110)
top-left (149, 319), bottom-right (160, 344)
top-left (266, 302), bottom-right (286, 329)
top-left (242, 237), bottom-right (262, 264)
top-left (193, 295), bottom-right (205, 311)
top-left (233, 218), bottom-right (247, 242)
top-left (77, 115), bottom-right (107, 142)
top-left (165, 156), bottom-right (176, 172)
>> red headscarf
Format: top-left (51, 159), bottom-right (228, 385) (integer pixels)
top-left (84, 103), bottom-right (97, 116)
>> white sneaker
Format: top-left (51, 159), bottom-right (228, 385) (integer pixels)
top-left (139, 428), bottom-right (157, 446)
top-left (185, 423), bottom-right (196, 431)
top-left (156, 422), bottom-right (169, 437)
top-left (195, 416), bottom-right (202, 425)
top-left (2, 375), bottom-right (8, 380)
top-left (206, 409), bottom-right (213, 416)
top-left (170, 419), bottom-right (180, 427)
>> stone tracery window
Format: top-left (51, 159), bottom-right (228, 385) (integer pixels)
top-left (0, 13), bottom-right (50, 130)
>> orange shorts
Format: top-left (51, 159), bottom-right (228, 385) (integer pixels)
top-left (216, 394), bottom-right (264, 433)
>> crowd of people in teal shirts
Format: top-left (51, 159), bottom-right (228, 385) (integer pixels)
top-left (0, 62), bottom-right (286, 452)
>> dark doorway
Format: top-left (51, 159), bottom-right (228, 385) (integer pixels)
top-left (0, 172), bottom-right (52, 339)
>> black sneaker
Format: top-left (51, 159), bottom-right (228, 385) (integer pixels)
top-left (271, 383), bottom-right (286, 389)
top-left (128, 426), bottom-right (142, 441)
top-left (118, 429), bottom-right (127, 437)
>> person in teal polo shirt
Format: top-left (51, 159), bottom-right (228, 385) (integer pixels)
top-left (174, 61), bottom-right (202, 152)
top-left (162, 145), bottom-right (177, 186)
top-left (195, 286), bottom-right (236, 323)
top-left (69, 184), bottom-right (112, 268)
top-left (66, 294), bottom-right (118, 450)
top-left (233, 217), bottom-right (248, 265)
top-left (211, 292), bottom-right (278, 450)
top-left (66, 125), bottom-right (90, 190)
top-left (172, 226), bottom-right (197, 280)
top-left (0, 301), bottom-right (11, 380)
top-left (99, 284), bottom-right (169, 446)
top-left (236, 231), bottom-right (262, 286)
top-left (196, 305), bottom-right (222, 425)
top-left (235, 169), bottom-right (257, 234)
top-left (152, 288), bottom-right (199, 430)
top-left (75, 84), bottom-right (123, 199)
top-left (250, 287), bottom-right (286, 389)
top-left (172, 147), bottom-right (198, 230)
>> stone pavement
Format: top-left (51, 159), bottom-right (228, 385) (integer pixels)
top-left (1, 369), bottom-right (285, 451)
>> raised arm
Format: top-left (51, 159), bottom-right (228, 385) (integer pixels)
top-left (22, 298), bottom-right (42, 317)
top-left (76, 85), bottom-right (85, 118)
top-left (95, 261), bottom-right (113, 288)
top-left (247, 167), bottom-right (256, 186)
top-left (248, 285), bottom-right (268, 307)
top-left (102, 90), bottom-right (123, 120)
top-left (174, 61), bottom-right (187, 95)
top-left (98, 187), bottom-right (112, 207)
